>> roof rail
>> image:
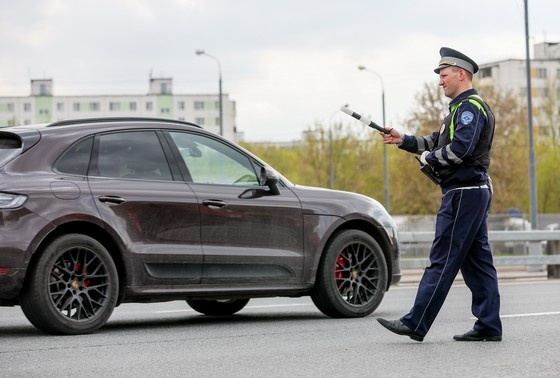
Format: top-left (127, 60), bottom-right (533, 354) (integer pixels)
top-left (46, 117), bottom-right (202, 128)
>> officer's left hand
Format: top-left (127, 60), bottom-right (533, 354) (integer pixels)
top-left (420, 151), bottom-right (430, 165)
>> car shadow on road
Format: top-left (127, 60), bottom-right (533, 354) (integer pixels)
top-left (103, 311), bottom-right (331, 332)
top-left (0, 311), bottom-right (350, 337)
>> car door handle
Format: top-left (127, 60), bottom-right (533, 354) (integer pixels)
top-left (202, 199), bottom-right (228, 209)
top-left (98, 195), bottom-right (126, 205)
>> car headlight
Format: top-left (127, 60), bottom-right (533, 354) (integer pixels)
top-left (0, 193), bottom-right (28, 209)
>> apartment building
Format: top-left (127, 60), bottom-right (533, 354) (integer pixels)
top-left (0, 77), bottom-right (237, 141)
top-left (477, 42), bottom-right (560, 134)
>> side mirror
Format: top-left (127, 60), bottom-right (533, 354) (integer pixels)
top-left (259, 166), bottom-right (280, 195)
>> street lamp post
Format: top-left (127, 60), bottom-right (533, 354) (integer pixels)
top-left (358, 66), bottom-right (390, 212)
top-left (523, 0), bottom-right (538, 230)
top-left (195, 50), bottom-right (223, 136)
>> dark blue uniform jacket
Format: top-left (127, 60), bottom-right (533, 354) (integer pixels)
top-left (399, 89), bottom-right (495, 192)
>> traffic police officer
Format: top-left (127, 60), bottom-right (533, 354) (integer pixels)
top-left (377, 47), bottom-right (502, 342)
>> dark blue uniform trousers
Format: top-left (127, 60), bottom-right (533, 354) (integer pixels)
top-left (400, 186), bottom-right (502, 337)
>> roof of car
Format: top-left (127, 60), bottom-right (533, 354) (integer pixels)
top-left (1, 117), bottom-right (204, 137)
top-left (45, 117), bottom-right (202, 129)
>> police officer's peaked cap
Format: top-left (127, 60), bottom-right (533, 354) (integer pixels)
top-left (434, 47), bottom-right (479, 75)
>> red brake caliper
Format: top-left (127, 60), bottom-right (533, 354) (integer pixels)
top-left (335, 251), bottom-right (347, 280)
top-left (75, 262), bottom-right (90, 287)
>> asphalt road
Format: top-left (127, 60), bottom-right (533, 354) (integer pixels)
top-left (1, 278), bottom-right (559, 378)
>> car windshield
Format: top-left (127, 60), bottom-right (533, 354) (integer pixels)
top-left (0, 135), bottom-right (22, 168)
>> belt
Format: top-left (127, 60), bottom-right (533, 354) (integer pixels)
top-left (443, 184), bottom-right (489, 196)
top-left (457, 184), bottom-right (489, 190)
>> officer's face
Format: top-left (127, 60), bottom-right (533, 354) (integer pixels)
top-left (438, 67), bottom-right (461, 99)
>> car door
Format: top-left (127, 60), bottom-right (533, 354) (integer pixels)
top-left (165, 131), bottom-right (305, 285)
top-left (87, 130), bottom-right (203, 287)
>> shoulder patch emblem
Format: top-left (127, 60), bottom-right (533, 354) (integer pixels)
top-left (461, 111), bottom-right (474, 125)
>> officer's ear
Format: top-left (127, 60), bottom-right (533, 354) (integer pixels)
top-left (459, 69), bottom-right (473, 81)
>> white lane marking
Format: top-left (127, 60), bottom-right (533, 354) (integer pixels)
top-left (500, 311), bottom-right (560, 319)
top-left (155, 303), bottom-right (313, 314)
top-left (469, 311), bottom-right (560, 320)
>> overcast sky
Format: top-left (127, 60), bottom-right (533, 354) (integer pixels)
top-left (1, 0), bottom-right (559, 141)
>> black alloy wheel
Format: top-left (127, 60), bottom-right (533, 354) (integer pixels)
top-left (20, 234), bottom-right (119, 335)
top-left (186, 298), bottom-right (250, 316)
top-left (311, 229), bottom-right (388, 318)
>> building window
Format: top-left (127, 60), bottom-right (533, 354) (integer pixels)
top-left (195, 117), bottom-right (205, 125)
top-left (215, 117), bottom-right (220, 126)
top-left (535, 67), bottom-right (547, 79)
top-left (214, 101), bottom-right (219, 109)
top-left (39, 109), bottom-right (49, 115)
top-left (146, 102), bottom-right (153, 111)
top-left (194, 101), bottom-right (204, 110)
top-left (129, 102), bottom-right (137, 111)
top-left (538, 87), bottom-right (548, 97)
top-left (160, 83), bottom-right (169, 94)
top-left (73, 103), bottom-right (81, 111)
top-left (479, 67), bottom-right (492, 79)
top-left (161, 108), bottom-right (170, 114)
top-left (177, 101), bottom-right (185, 110)
top-left (109, 102), bottom-right (120, 111)
top-left (24, 103), bottom-right (32, 112)
top-left (89, 102), bottom-right (100, 111)
top-left (57, 102), bottom-right (64, 112)
top-left (39, 83), bottom-right (48, 96)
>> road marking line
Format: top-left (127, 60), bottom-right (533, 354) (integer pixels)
top-left (500, 311), bottom-right (560, 318)
top-left (470, 311), bottom-right (560, 320)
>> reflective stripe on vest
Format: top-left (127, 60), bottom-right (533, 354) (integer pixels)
top-left (449, 94), bottom-right (487, 140)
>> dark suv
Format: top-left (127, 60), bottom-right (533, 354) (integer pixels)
top-left (0, 118), bottom-right (400, 334)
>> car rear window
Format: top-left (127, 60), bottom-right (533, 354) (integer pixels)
top-left (0, 134), bottom-right (22, 167)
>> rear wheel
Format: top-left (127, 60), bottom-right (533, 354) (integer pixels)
top-left (311, 229), bottom-right (388, 318)
top-left (20, 234), bottom-right (118, 335)
top-left (186, 298), bottom-right (250, 315)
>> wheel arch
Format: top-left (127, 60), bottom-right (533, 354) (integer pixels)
top-left (24, 221), bottom-right (127, 305)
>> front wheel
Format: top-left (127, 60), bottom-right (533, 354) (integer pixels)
top-left (20, 234), bottom-right (119, 335)
top-left (311, 230), bottom-right (388, 318)
top-left (186, 298), bottom-right (250, 316)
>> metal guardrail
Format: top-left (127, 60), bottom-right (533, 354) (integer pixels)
top-left (399, 230), bottom-right (560, 269)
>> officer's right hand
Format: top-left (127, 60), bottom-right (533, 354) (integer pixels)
top-left (380, 127), bottom-right (403, 145)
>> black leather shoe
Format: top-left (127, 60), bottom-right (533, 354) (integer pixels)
top-left (453, 329), bottom-right (502, 341)
top-left (377, 318), bottom-right (424, 342)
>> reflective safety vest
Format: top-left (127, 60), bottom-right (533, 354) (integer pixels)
top-left (437, 94), bottom-right (495, 173)
top-left (449, 94), bottom-right (487, 141)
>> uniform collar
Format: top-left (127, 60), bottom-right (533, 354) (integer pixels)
top-left (449, 88), bottom-right (478, 108)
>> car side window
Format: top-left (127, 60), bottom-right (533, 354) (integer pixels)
top-left (168, 132), bottom-right (259, 185)
top-left (54, 136), bottom-right (93, 176)
top-left (93, 131), bottom-right (172, 181)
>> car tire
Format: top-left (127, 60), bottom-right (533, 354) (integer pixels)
top-left (311, 229), bottom-right (388, 318)
top-left (186, 298), bottom-right (250, 316)
top-left (20, 234), bottom-right (119, 335)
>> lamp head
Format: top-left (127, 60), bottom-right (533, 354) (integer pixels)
top-left (195, 50), bottom-right (205, 55)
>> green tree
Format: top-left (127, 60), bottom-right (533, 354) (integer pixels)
top-left (535, 79), bottom-right (560, 212)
